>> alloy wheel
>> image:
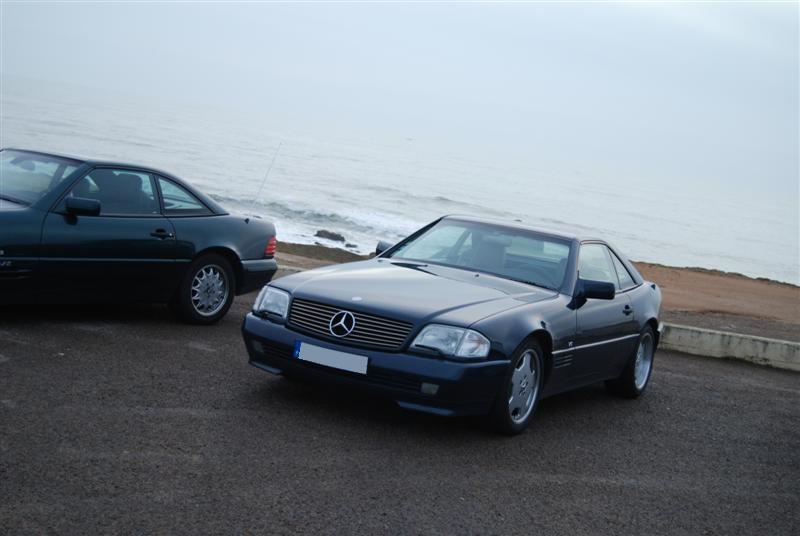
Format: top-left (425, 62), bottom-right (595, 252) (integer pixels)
top-left (191, 264), bottom-right (229, 317)
top-left (633, 332), bottom-right (654, 390)
top-left (508, 349), bottom-right (539, 423)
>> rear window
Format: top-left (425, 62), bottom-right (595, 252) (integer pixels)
top-left (158, 177), bottom-right (211, 216)
top-left (611, 251), bottom-right (637, 290)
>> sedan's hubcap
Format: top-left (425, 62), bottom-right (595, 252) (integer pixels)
top-left (634, 333), bottom-right (654, 390)
top-left (191, 265), bottom-right (228, 317)
top-left (508, 349), bottom-right (539, 423)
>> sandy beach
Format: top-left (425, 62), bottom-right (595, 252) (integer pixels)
top-left (276, 242), bottom-right (800, 342)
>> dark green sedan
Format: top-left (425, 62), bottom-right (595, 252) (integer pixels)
top-left (0, 148), bottom-right (277, 323)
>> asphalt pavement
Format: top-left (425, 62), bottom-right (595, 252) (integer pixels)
top-left (1, 294), bottom-right (798, 535)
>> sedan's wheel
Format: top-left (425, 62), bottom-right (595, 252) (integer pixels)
top-left (489, 340), bottom-right (544, 435)
top-left (174, 254), bottom-right (235, 325)
top-left (606, 326), bottom-right (656, 398)
top-left (191, 265), bottom-right (228, 317)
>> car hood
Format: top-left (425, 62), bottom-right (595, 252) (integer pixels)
top-left (0, 199), bottom-right (30, 212)
top-left (275, 259), bottom-right (558, 327)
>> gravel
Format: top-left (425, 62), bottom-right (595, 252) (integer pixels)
top-left (1, 295), bottom-right (799, 535)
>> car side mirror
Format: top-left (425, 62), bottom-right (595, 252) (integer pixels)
top-left (376, 240), bottom-right (393, 256)
top-left (581, 278), bottom-right (616, 300)
top-left (65, 197), bottom-right (101, 217)
top-left (569, 278), bottom-right (616, 309)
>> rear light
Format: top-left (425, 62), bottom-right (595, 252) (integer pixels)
top-left (264, 236), bottom-right (277, 257)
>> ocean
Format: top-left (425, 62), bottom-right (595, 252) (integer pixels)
top-left (2, 80), bottom-right (798, 285)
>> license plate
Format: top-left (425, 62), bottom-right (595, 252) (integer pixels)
top-left (293, 341), bottom-right (368, 375)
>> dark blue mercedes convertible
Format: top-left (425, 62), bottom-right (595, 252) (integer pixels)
top-left (243, 215), bottom-right (662, 434)
top-left (0, 148), bottom-right (277, 323)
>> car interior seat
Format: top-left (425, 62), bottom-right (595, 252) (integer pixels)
top-left (471, 235), bottom-right (510, 273)
top-left (90, 170), bottom-right (146, 214)
top-left (117, 173), bottom-right (156, 213)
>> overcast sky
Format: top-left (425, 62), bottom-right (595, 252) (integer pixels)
top-left (1, 1), bottom-right (798, 204)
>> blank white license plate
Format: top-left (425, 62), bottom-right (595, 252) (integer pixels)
top-left (293, 341), bottom-right (368, 375)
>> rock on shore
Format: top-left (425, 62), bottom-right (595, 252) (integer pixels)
top-left (315, 230), bottom-right (346, 242)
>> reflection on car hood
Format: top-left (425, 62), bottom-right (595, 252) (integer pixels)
top-left (0, 198), bottom-right (29, 212)
top-left (275, 259), bottom-right (558, 326)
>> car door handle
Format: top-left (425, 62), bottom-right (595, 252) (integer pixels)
top-left (623, 305), bottom-right (634, 315)
top-left (150, 229), bottom-right (174, 239)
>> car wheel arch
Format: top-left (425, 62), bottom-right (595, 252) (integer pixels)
top-left (527, 330), bottom-right (554, 387)
top-left (193, 247), bottom-right (242, 291)
top-left (645, 317), bottom-right (660, 347)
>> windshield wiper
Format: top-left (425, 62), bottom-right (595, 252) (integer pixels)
top-left (0, 194), bottom-right (29, 206)
top-left (504, 277), bottom-right (555, 291)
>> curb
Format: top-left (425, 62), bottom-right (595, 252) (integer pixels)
top-left (660, 323), bottom-right (800, 372)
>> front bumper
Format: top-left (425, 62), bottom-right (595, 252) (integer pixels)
top-left (241, 313), bottom-right (510, 416)
top-left (238, 258), bottom-right (278, 294)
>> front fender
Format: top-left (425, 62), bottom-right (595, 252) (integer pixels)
top-left (470, 294), bottom-right (575, 359)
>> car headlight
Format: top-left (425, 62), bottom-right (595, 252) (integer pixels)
top-left (253, 286), bottom-right (290, 317)
top-left (411, 324), bottom-right (491, 359)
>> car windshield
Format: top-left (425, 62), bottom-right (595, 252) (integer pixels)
top-left (388, 220), bottom-right (572, 290)
top-left (0, 149), bottom-right (82, 205)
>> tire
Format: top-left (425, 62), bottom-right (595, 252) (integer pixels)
top-left (173, 254), bottom-right (235, 325)
top-left (605, 326), bottom-right (656, 398)
top-left (488, 340), bottom-right (545, 435)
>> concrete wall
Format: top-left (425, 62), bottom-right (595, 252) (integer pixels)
top-left (660, 323), bottom-right (800, 372)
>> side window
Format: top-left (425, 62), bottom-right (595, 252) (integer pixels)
top-left (578, 243), bottom-right (618, 287)
top-left (65, 168), bottom-right (159, 216)
top-left (158, 177), bottom-right (211, 216)
top-left (610, 251), bottom-right (636, 290)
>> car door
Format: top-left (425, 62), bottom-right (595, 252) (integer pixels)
top-left (571, 242), bottom-right (639, 380)
top-left (606, 247), bottom-right (644, 372)
top-left (37, 167), bottom-right (180, 303)
top-left (0, 203), bottom-right (44, 304)
top-left (0, 150), bottom-right (83, 304)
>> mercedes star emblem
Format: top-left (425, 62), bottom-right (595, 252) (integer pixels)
top-left (329, 310), bottom-right (356, 337)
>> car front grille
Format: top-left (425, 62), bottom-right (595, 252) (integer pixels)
top-left (288, 298), bottom-right (413, 351)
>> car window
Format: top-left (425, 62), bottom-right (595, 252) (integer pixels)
top-left (0, 149), bottom-right (81, 204)
top-left (578, 243), bottom-right (618, 287)
top-left (65, 168), bottom-right (159, 216)
top-left (394, 223), bottom-right (469, 262)
top-left (610, 251), bottom-right (636, 290)
top-left (507, 235), bottom-right (569, 260)
top-left (390, 220), bottom-right (572, 290)
top-left (158, 177), bottom-right (211, 216)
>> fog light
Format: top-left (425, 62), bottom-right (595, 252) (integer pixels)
top-left (421, 382), bottom-right (439, 395)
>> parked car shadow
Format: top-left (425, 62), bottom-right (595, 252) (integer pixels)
top-left (0, 292), bottom-right (258, 326)
top-left (0, 302), bottom-right (176, 326)
top-left (243, 369), bottom-right (618, 440)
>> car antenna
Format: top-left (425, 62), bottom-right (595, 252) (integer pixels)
top-left (249, 140), bottom-right (283, 216)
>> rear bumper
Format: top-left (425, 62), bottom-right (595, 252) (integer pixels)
top-left (238, 258), bottom-right (278, 294)
top-left (241, 313), bottom-right (510, 416)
